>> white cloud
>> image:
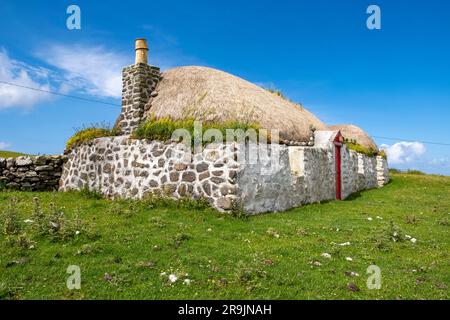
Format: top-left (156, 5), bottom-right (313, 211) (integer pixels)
top-left (0, 141), bottom-right (12, 150)
top-left (380, 142), bottom-right (426, 164)
top-left (38, 44), bottom-right (131, 98)
top-left (0, 48), bottom-right (52, 109)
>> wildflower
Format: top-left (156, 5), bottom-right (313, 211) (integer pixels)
top-left (410, 238), bottom-right (417, 244)
top-left (345, 257), bottom-right (353, 262)
top-left (367, 217), bottom-right (373, 221)
top-left (321, 253), bottom-right (332, 259)
top-left (339, 242), bottom-right (351, 246)
top-left (169, 274), bottom-right (178, 283)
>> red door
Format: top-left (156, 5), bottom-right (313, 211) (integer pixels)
top-left (334, 132), bottom-right (343, 200)
top-left (335, 144), bottom-right (342, 200)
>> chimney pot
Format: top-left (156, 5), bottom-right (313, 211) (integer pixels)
top-left (135, 38), bottom-right (149, 64)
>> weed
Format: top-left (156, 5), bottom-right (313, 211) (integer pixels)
top-left (2, 197), bottom-right (21, 235)
top-left (66, 124), bottom-right (119, 151)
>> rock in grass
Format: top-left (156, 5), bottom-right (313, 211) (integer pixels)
top-left (347, 282), bottom-right (360, 292)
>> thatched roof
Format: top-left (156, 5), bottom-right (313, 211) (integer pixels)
top-left (144, 66), bottom-right (326, 142)
top-left (328, 124), bottom-right (378, 151)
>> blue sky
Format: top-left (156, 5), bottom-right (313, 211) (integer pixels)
top-left (0, 0), bottom-right (449, 175)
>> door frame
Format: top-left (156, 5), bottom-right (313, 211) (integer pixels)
top-left (333, 132), bottom-right (344, 200)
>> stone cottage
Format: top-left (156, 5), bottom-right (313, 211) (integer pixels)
top-left (58, 38), bottom-right (389, 214)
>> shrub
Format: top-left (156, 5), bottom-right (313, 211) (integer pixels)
top-left (406, 169), bottom-right (425, 175)
top-left (132, 116), bottom-right (263, 146)
top-left (388, 168), bottom-right (426, 175)
top-left (66, 124), bottom-right (119, 151)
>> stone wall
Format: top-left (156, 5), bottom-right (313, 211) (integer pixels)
top-left (376, 156), bottom-right (389, 187)
top-left (237, 143), bottom-right (388, 214)
top-left (0, 156), bottom-right (66, 191)
top-left (59, 137), bottom-right (239, 210)
top-left (115, 63), bottom-right (161, 134)
top-left (59, 136), bottom-right (389, 214)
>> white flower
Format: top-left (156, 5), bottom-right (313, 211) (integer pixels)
top-left (345, 257), bottom-right (353, 262)
top-left (367, 217), bottom-right (373, 221)
top-left (339, 242), bottom-right (351, 246)
top-left (183, 279), bottom-right (191, 285)
top-left (23, 219), bottom-right (34, 223)
top-left (405, 235), bottom-right (412, 239)
top-left (410, 238), bottom-right (417, 244)
top-left (207, 228), bottom-right (212, 232)
top-left (376, 216), bottom-right (383, 220)
top-left (75, 230), bottom-right (80, 235)
top-left (169, 274), bottom-right (178, 283)
top-left (321, 253), bottom-right (332, 259)
top-left (160, 272), bottom-right (166, 276)
top-left (350, 272), bottom-right (359, 277)
top-left (313, 261), bottom-right (322, 266)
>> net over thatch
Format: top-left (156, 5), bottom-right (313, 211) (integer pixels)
top-left (328, 124), bottom-right (379, 151)
top-left (144, 66), bottom-right (326, 142)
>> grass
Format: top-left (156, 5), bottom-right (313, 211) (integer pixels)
top-left (66, 125), bottom-right (119, 151)
top-left (0, 173), bottom-right (448, 300)
top-left (132, 116), bottom-right (263, 145)
top-left (344, 139), bottom-right (385, 158)
top-left (0, 151), bottom-right (30, 158)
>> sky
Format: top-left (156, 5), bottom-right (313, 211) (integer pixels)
top-left (0, 0), bottom-right (449, 175)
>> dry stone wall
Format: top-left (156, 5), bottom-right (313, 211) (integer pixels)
top-left (0, 156), bottom-right (66, 191)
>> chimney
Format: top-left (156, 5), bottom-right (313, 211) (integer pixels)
top-left (135, 38), bottom-right (149, 64)
top-left (115, 38), bottom-right (161, 135)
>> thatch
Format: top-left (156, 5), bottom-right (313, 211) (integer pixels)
top-left (144, 66), bottom-right (326, 142)
top-left (328, 124), bottom-right (378, 151)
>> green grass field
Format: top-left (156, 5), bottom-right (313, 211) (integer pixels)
top-left (0, 173), bottom-right (448, 300)
top-left (0, 151), bottom-right (30, 158)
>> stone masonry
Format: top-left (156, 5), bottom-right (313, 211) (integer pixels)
top-left (59, 135), bottom-right (389, 214)
top-left (0, 156), bottom-right (66, 191)
top-left (115, 63), bottom-right (161, 134)
top-left (59, 137), bottom-right (239, 210)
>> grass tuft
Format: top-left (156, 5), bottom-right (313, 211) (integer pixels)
top-left (132, 116), bottom-right (264, 146)
top-left (344, 139), bottom-right (385, 158)
top-left (66, 124), bottom-right (120, 151)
